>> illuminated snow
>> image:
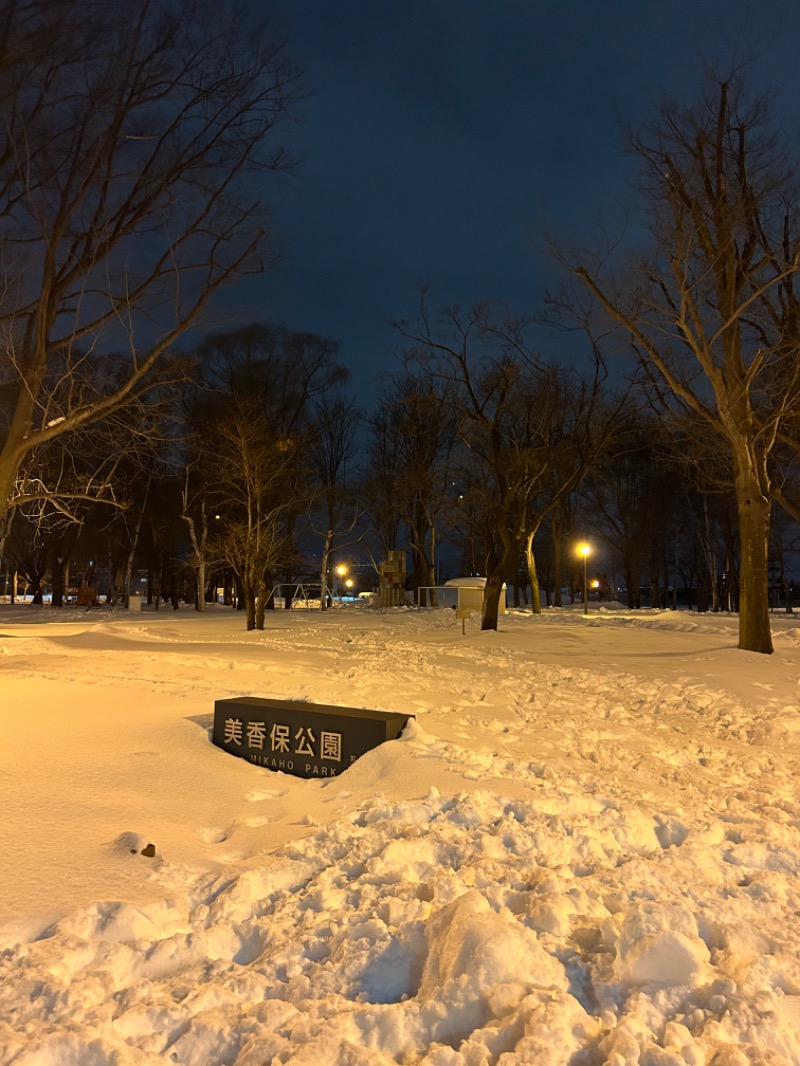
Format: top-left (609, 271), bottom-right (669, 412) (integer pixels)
top-left (2, 602), bottom-right (800, 1064)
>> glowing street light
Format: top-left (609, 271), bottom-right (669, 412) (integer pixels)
top-left (577, 542), bottom-right (591, 615)
top-left (335, 564), bottom-right (347, 600)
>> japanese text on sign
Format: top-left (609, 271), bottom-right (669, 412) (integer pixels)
top-left (223, 717), bottom-right (343, 762)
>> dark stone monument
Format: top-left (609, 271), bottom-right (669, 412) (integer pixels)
top-left (213, 697), bottom-right (412, 779)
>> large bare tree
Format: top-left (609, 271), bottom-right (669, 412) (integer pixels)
top-left (364, 371), bottom-right (458, 606)
top-left (184, 323), bottom-right (346, 626)
top-left (0, 0), bottom-right (303, 542)
top-left (573, 70), bottom-right (800, 654)
top-left (208, 405), bottom-right (300, 631)
top-left (307, 393), bottom-right (362, 611)
top-left (397, 300), bottom-right (614, 631)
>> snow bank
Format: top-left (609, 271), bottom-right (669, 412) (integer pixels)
top-left (2, 605), bottom-right (800, 1063)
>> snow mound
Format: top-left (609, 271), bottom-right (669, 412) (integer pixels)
top-left (609, 900), bottom-right (711, 985)
top-left (4, 605), bottom-right (800, 1062)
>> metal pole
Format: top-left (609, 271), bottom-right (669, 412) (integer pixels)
top-left (583, 555), bottom-right (589, 615)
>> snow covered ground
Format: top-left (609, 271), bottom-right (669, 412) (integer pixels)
top-left (2, 601), bottom-right (800, 1065)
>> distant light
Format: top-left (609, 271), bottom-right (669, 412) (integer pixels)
top-left (576, 542), bottom-right (591, 559)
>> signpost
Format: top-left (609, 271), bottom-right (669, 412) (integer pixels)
top-left (213, 697), bottom-right (412, 779)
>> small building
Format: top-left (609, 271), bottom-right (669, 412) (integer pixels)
top-left (444, 576), bottom-right (507, 614)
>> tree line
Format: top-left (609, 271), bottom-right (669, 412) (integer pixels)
top-left (2, 1), bottom-right (800, 652)
top-left (3, 311), bottom-right (797, 639)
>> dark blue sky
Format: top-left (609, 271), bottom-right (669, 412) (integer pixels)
top-left (228, 0), bottom-right (800, 406)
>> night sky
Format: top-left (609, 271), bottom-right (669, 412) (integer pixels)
top-left (228, 0), bottom-right (800, 407)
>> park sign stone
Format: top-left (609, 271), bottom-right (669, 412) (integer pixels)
top-left (213, 696), bottom-right (412, 779)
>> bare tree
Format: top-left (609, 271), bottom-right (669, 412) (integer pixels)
top-left (307, 394), bottom-right (362, 610)
top-left (182, 463), bottom-right (210, 612)
top-left (397, 300), bottom-right (614, 631)
top-left (209, 406), bottom-right (301, 630)
top-left (364, 371), bottom-right (458, 605)
top-left (197, 324), bottom-right (346, 433)
top-left (0, 0), bottom-right (303, 527)
top-left (579, 409), bottom-right (682, 608)
top-left (186, 323), bottom-right (347, 626)
top-left (362, 410), bottom-right (405, 563)
top-left (573, 69), bottom-right (800, 653)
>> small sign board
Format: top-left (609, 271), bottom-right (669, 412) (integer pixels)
top-left (213, 697), bottom-right (412, 779)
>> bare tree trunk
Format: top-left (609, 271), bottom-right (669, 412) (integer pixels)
top-left (649, 564), bottom-right (660, 609)
top-left (701, 497), bottom-right (720, 613)
top-left (526, 530), bottom-right (542, 614)
top-left (409, 505), bottom-right (431, 607)
top-left (181, 470), bottom-right (208, 613)
top-left (255, 577), bottom-right (268, 630)
top-left (51, 554), bottom-right (66, 608)
top-left (552, 513), bottom-right (563, 608)
top-left (481, 573), bottom-right (505, 631)
top-left (428, 524), bottom-right (438, 607)
top-left (481, 537), bottom-right (521, 631)
top-left (319, 529), bottom-right (334, 611)
top-left (185, 514), bottom-right (207, 612)
top-left (736, 477), bottom-right (773, 653)
top-left (124, 475), bottom-right (152, 608)
top-left (0, 510), bottom-right (13, 574)
top-left (664, 550), bottom-right (672, 610)
top-left (241, 571), bottom-right (261, 630)
top-left (245, 589), bottom-right (257, 631)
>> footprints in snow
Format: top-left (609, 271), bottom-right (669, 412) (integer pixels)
top-left (197, 825), bottom-right (234, 844)
top-left (246, 788), bottom-right (287, 802)
top-left (197, 787), bottom-right (290, 848)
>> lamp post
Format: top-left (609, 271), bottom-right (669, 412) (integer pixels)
top-left (335, 564), bottom-right (347, 601)
top-left (577, 542), bottom-right (591, 615)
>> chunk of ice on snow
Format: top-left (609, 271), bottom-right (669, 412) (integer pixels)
top-left (611, 900), bottom-right (710, 986)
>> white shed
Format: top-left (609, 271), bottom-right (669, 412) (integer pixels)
top-left (444, 576), bottom-right (507, 614)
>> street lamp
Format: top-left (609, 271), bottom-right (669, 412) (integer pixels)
top-left (335, 564), bottom-right (347, 600)
top-left (577, 542), bottom-right (591, 615)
